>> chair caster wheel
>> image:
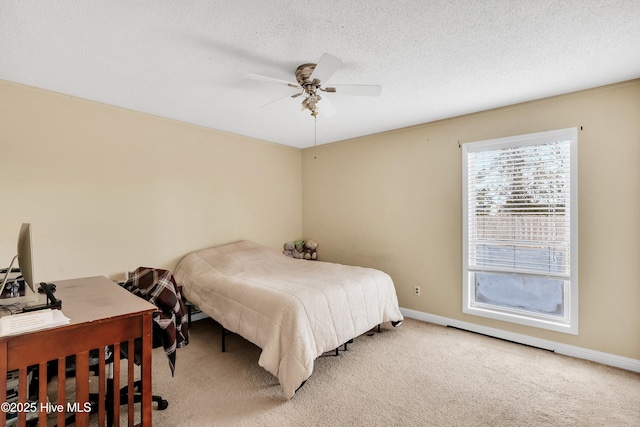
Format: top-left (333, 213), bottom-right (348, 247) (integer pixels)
top-left (158, 400), bottom-right (169, 410)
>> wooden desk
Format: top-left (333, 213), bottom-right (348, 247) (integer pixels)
top-left (0, 276), bottom-right (156, 427)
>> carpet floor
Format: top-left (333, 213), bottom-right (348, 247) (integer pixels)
top-left (146, 318), bottom-right (640, 426)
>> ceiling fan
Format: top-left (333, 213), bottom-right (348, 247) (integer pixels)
top-left (244, 53), bottom-right (382, 117)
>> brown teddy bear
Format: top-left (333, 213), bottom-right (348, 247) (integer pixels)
top-left (303, 240), bottom-right (318, 260)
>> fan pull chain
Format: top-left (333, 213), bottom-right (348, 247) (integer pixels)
top-left (314, 115), bottom-right (317, 146)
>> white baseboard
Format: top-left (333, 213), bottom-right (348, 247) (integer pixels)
top-left (400, 307), bottom-right (640, 374)
top-left (189, 311), bottom-right (209, 323)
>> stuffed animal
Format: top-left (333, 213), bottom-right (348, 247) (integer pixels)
top-left (283, 239), bottom-right (318, 260)
top-left (283, 241), bottom-right (296, 258)
top-left (293, 240), bottom-right (305, 258)
top-left (303, 239), bottom-right (318, 260)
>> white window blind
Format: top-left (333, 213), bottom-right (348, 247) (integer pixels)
top-left (467, 140), bottom-right (571, 278)
top-left (462, 128), bottom-right (578, 334)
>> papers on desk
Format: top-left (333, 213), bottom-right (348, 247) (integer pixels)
top-left (0, 309), bottom-right (70, 336)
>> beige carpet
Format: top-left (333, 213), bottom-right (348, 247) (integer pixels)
top-left (147, 318), bottom-right (640, 426)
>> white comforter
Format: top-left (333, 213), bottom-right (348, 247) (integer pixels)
top-left (174, 240), bottom-right (403, 399)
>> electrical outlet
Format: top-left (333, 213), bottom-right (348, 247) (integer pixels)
top-left (414, 286), bottom-right (421, 296)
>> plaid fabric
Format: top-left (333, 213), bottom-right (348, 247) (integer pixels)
top-left (123, 267), bottom-right (189, 376)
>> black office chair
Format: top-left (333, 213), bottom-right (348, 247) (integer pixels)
top-left (45, 341), bottom-right (168, 427)
top-left (110, 267), bottom-right (189, 424)
top-left (114, 335), bottom-right (170, 409)
top-left (98, 332), bottom-right (169, 426)
top-left (121, 267), bottom-right (190, 377)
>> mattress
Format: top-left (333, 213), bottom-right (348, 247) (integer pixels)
top-left (174, 240), bottom-right (403, 398)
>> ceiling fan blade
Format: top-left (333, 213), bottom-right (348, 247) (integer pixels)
top-left (259, 92), bottom-right (299, 108)
top-left (318, 97), bottom-right (338, 117)
top-left (244, 73), bottom-right (299, 88)
top-left (310, 53), bottom-right (343, 84)
top-left (330, 84), bottom-right (382, 96)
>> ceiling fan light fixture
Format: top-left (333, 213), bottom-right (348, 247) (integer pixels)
top-left (301, 94), bottom-right (321, 116)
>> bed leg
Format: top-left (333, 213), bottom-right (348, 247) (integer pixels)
top-left (221, 325), bottom-right (226, 352)
top-left (377, 324), bottom-right (381, 333)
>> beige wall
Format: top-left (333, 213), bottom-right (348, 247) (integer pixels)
top-left (302, 80), bottom-right (640, 360)
top-left (0, 80), bottom-right (302, 282)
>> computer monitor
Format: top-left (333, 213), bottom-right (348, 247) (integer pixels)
top-left (0, 223), bottom-right (39, 305)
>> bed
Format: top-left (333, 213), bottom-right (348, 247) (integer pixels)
top-left (173, 240), bottom-right (404, 399)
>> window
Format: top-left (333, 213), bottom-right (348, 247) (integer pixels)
top-left (462, 128), bottom-right (578, 334)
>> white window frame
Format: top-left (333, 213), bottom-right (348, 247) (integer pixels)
top-left (462, 128), bottom-right (578, 334)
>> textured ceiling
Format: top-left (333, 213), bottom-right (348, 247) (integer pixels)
top-left (1, 1), bottom-right (639, 148)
